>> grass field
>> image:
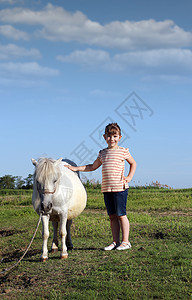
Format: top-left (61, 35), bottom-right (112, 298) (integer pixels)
top-left (0, 188), bottom-right (191, 299)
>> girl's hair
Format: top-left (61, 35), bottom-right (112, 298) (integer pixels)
top-left (104, 123), bottom-right (121, 136)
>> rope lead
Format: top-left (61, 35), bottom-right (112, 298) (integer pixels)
top-left (0, 214), bottom-right (41, 276)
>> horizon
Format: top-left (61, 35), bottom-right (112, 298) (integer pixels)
top-left (0, 0), bottom-right (192, 189)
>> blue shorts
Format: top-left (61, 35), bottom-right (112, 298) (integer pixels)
top-left (103, 189), bottom-right (128, 216)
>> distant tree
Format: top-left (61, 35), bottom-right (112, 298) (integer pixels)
top-left (0, 175), bottom-right (15, 189)
top-left (24, 174), bottom-right (33, 189)
top-left (15, 176), bottom-right (25, 189)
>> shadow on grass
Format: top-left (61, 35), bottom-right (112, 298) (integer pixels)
top-left (21, 247), bottom-right (102, 263)
top-left (73, 247), bottom-right (102, 251)
top-left (1, 249), bottom-right (41, 263)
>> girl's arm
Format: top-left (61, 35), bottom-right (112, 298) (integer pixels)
top-left (124, 155), bottom-right (136, 183)
top-left (65, 157), bottom-right (102, 172)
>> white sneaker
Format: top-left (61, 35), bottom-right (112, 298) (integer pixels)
top-left (104, 242), bottom-right (118, 251)
top-left (116, 242), bottom-right (132, 250)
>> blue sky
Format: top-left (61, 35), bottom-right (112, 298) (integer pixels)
top-left (0, 0), bottom-right (192, 189)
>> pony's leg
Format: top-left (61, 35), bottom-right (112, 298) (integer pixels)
top-left (51, 221), bottom-right (58, 253)
top-left (59, 213), bottom-right (68, 259)
top-left (66, 219), bottom-right (73, 250)
top-left (41, 214), bottom-right (50, 261)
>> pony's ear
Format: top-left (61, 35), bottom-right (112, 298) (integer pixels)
top-left (31, 158), bottom-right (38, 166)
top-left (54, 157), bottom-right (63, 166)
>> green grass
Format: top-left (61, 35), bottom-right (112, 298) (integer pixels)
top-left (0, 188), bottom-right (191, 299)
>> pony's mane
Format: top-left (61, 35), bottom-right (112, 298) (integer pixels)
top-left (35, 158), bottom-right (59, 183)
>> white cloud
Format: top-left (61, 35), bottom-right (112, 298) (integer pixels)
top-left (0, 61), bottom-right (59, 87)
top-left (57, 48), bottom-right (192, 76)
top-left (113, 48), bottom-right (192, 74)
top-left (0, 4), bottom-right (191, 50)
top-left (0, 61), bottom-right (59, 86)
top-left (0, 4), bottom-right (192, 82)
top-left (0, 44), bottom-right (41, 60)
top-left (0, 25), bottom-right (29, 40)
top-left (57, 48), bottom-right (110, 67)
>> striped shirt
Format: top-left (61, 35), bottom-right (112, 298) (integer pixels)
top-left (98, 147), bottom-right (131, 192)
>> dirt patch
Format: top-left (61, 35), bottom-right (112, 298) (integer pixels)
top-left (84, 208), bottom-right (192, 216)
top-left (1, 273), bottom-right (39, 293)
top-left (158, 211), bottom-right (192, 217)
top-left (1, 249), bottom-right (41, 263)
top-left (152, 231), bottom-right (166, 239)
top-left (14, 272), bottom-right (39, 288)
top-left (0, 230), bottom-right (17, 237)
top-left (84, 208), bottom-right (107, 215)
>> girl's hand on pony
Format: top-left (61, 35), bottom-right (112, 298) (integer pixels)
top-left (65, 164), bottom-right (77, 172)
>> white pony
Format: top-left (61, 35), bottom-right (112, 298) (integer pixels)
top-left (31, 157), bottom-right (87, 261)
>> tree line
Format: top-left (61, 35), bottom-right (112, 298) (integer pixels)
top-left (0, 174), bottom-right (33, 189)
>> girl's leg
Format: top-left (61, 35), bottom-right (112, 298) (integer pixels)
top-left (109, 214), bottom-right (120, 244)
top-left (118, 215), bottom-right (130, 243)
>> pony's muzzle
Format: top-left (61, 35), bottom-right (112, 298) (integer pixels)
top-left (40, 202), bottom-right (52, 213)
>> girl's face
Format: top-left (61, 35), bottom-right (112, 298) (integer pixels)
top-left (104, 132), bottom-right (122, 149)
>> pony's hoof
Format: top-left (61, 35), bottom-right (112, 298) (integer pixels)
top-left (67, 246), bottom-right (73, 251)
top-left (41, 257), bottom-right (48, 262)
top-left (60, 254), bottom-right (68, 259)
top-left (51, 248), bottom-right (58, 253)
